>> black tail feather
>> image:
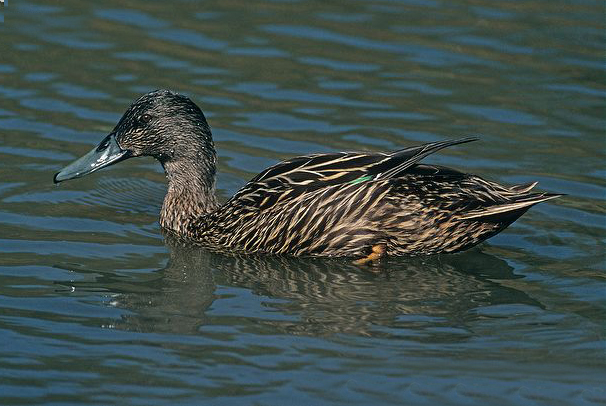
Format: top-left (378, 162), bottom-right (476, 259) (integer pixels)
top-left (377, 137), bottom-right (479, 179)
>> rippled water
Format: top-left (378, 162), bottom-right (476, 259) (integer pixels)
top-left (1, 0), bottom-right (604, 405)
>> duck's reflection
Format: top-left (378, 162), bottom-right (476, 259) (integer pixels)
top-left (71, 239), bottom-right (542, 338)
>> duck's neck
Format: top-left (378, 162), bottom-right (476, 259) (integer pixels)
top-left (159, 158), bottom-right (219, 233)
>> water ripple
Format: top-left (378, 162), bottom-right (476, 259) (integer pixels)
top-left (0, 0), bottom-right (603, 404)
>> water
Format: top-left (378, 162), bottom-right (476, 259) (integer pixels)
top-left (0, 0), bottom-right (604, 405)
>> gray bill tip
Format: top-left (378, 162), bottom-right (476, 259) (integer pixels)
top-left (53, 172), bottom-right (62, 184)
top-left (53, 169), bottom-right (76, 184)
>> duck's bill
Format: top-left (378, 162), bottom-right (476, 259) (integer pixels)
top-left (53, 134), bottom-right (130, 184)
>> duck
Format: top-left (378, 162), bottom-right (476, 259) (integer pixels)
top-left (54, 90), bottom-right (562, 263)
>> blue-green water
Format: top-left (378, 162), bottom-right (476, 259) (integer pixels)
top-left (0, 0), bottom-right (604, 405)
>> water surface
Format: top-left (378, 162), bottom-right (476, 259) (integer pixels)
top-left (0, 0), bottom-right (604, 405)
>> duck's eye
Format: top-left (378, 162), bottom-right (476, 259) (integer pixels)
top-left (138, 114), bottom-right (152, 125)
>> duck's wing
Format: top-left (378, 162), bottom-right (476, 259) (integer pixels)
top-left (368, 137), bottom-right (478, 180)
top-left (229, 137), bottom-right (477, 209)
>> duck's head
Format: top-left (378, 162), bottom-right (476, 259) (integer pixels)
top-left (54, 89), bottom-right (214, 184)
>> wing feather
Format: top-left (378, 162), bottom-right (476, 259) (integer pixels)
top-left (229, 137), bottom-right (478, 208)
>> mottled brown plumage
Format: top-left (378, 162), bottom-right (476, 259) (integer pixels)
top-left (54, 90), bottom-right (562, 259)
